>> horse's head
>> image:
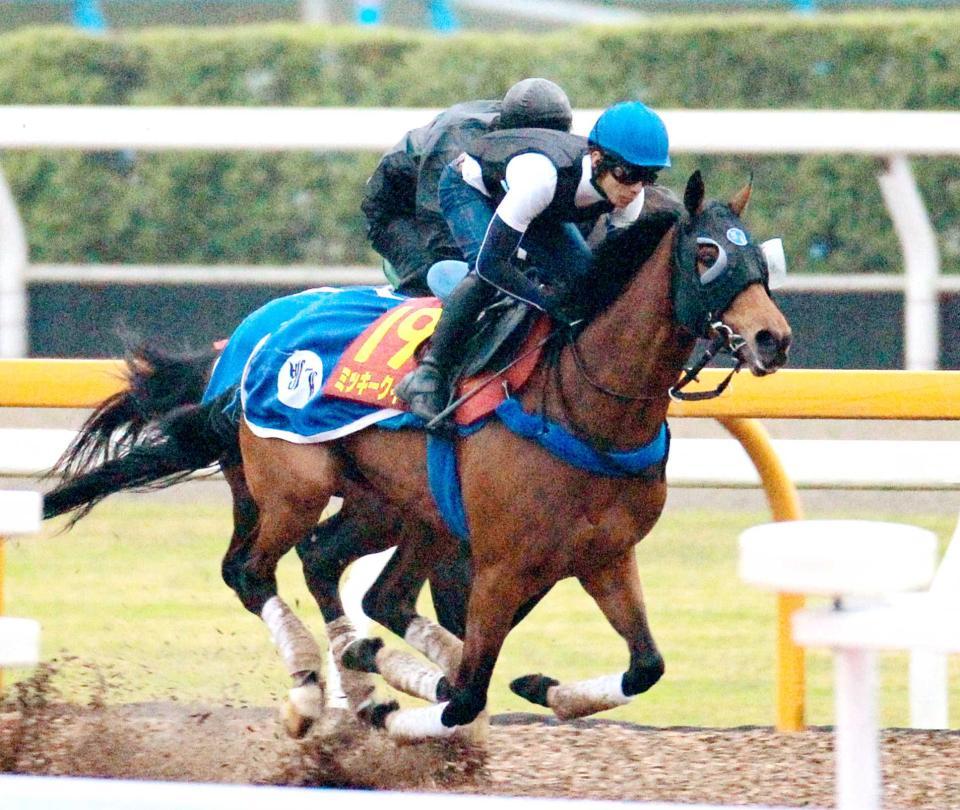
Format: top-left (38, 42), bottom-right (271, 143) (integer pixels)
top-left (672, 171), bottom-right (792, 375)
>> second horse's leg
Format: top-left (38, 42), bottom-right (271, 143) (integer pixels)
top-left (510, 551), bottom-right (665, 720)
top-left (237, 429), bottom-right (342, 738)
top-left (342, 523), bottom-right (463, 707)
top-left (295, 496), bottom-right (396, 712)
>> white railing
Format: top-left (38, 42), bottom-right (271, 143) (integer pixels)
top-left (7, 426), bottom-right (958, 491)
top-left (2, 107), bottom-right (958, 364)
top-left (0, 774), bottom-right (808, 810)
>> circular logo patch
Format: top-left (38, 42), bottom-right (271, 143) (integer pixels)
top-left (726, 227), bottom-right (748, 246)
top-left (277, 350), bottom-right (323, 410)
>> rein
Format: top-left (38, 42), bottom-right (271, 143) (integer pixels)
top-left (564, 319), bottom-right (746, 405)
top-left (565, 324), bottom-right (656, 403)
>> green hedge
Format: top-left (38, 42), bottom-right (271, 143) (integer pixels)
top-left (1, 13), bottom-right (958, 272)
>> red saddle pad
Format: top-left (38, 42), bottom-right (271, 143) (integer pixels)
top-left (324, 297), bottom-right (550, 426)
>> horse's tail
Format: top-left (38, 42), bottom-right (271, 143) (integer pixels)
top-left (43, 389), bottom-right (239, 526)
top-left (49, 342), bottom-right (217, 483)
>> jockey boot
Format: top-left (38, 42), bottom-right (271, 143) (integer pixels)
top-left (395, 272), bottom-right (492, 424)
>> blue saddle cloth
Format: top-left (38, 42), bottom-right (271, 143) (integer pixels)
top-left (203, 286), bottom-right (420, 441)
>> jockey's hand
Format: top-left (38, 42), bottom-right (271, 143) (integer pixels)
top-left (538, 284), bottom-right (578, 327)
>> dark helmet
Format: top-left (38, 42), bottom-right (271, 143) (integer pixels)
top-left (499, 78), bottom-right (573, 132)
top-left (588, 100), bottom-right (671, 168)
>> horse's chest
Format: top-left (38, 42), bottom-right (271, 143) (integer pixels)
top-left (567, 480), bottom-right (666, 559)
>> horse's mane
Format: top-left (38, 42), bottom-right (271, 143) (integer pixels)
top-left (583, 200), bottom-right (681, 320)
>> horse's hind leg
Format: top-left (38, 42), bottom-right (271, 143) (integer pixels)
top-left (510, 550), bottom-right (665, 720)
top-left (295, 499), bottom-right (393, 711)
top-left (236, 427), bottom-right (341, 738)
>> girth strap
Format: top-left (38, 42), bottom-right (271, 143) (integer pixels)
top-left (425, 399), bottom-right (670, 548)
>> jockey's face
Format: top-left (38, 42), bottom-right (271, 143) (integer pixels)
top-left (590, 149), bottom-right (650, 209)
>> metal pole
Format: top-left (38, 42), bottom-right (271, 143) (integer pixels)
top-left (878, 155), bottom-right (941, 370)
top-left (718, 416), bottom-right (806, 732)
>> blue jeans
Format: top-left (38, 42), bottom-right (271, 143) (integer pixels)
top-left (437, 164), bottom-right (593, 288)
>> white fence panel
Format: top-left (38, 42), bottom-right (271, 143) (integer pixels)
top-left (1, 107), bottom-right (958, 364)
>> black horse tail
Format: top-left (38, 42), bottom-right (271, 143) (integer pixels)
top-left (43, 388), bottom-right (239, 526)
top-left (50, 342), bottom-right (218, 483)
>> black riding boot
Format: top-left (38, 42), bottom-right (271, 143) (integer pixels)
top-left (394, 273), bottom-right (494, 424)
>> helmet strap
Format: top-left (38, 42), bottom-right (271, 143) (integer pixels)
top-left (588, 150), bottom-right (615, 201)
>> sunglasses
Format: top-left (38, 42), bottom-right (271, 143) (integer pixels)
top-left (610, 163), bottom-right (659, 186)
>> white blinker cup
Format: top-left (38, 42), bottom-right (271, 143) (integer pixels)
top-left (760, 238), bottom-right (787, 290)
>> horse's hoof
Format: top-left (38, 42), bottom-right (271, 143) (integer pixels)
top-left (435, 675), bottom-right (452, 702)
top-left (281, 680), bottom-right (324, 739)
top-left (342, 637), bottom-right (384, 673)
top-left (509, 673), bottom-right (559, 707)
top-left (357, 698), bottom-right (400, 729)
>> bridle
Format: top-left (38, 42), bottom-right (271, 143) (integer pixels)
top-left (668, 322), bottom-right (745, 402)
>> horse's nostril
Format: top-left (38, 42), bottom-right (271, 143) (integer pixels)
top-left (755, 330), bottom-right (791, 365)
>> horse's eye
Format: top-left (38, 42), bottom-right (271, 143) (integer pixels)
top-left (697, 244), bottom-right (720, 269)
top-left (695, 238), bottom-right (728, 284)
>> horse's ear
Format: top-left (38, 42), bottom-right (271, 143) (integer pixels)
top-left (729, 174), bottom-right (753, 216)
top-left (684, 170), bottom-right (705, 216)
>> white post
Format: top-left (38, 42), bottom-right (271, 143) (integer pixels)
top-left (0, 166), bottom-right (29, 358)
top-left (299, 0), bottom-right (330, 23)
top-left (908, 512), bottom-right (960, 728)
top-left (834, 646), bottom-right (881, 810)
top-left (877, 155), bottom-right (940, 371)
top-left (909, 651), bottom-right (948, 729)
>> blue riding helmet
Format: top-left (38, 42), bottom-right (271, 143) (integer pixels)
top-left (588, 101), bottom-right (671, 168)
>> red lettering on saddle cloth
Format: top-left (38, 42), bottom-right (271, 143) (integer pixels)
top-left (323, 298), bottom-right (550, 426)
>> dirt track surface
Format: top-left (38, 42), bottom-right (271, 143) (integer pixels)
top-left (3, 698), bottom-right (960, 808)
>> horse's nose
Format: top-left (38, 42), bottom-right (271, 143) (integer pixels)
top-left (755, 329), bottom-right (792, 369)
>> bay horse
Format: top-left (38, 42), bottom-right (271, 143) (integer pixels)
top-left (43, 171), bottom-right (791, 741)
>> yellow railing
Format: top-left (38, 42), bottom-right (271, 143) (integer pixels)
top-left (3, 360), bottom-right (959, 730)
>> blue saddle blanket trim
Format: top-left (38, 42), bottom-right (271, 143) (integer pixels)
top-left (427, 434), bottom-right (470, 542)
top-left (494, 398), bottom-right (669, 477)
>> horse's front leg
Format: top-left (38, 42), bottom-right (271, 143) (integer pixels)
top-left (374, 563), bottom-right (521, 742)
top-left (510, 550), bottom-right (665, 720)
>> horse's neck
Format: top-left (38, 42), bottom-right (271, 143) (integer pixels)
top-left (546, 227), bottom-right (694, 449)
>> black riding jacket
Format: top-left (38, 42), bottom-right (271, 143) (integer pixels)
top-left (466, 129), bottom-right (613, 225)
top-left (361, 100), bottom-right (502, 293)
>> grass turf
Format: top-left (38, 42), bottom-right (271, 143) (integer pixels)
top-left (3, 497), bottom-right (956, 728)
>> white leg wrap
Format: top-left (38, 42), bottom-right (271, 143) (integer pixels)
top-left (385, 702), bottom-right (457, 742)
top-left (547, 672), bottom-right (632, 721)
top-left (325, 647), bottom-right (348, 709)
top-left (325, 616), bottom-right (376, 709)
top-left (261, 596), bottom-right (324, 678)
top-left (404, 616), bottom-right (463, 675)
top-left (375, 646), bottom-right (446, 702)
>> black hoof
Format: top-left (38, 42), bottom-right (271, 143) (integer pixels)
top-left (358, 699), bottom-right (400, 729)
top-left (509, 674), bottom-right (559, 707)
top-left (342, 637), bottom-right (384, 673)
